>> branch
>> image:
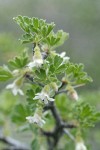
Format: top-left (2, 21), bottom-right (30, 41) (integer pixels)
top-left (63, 129), bottom-right (75, 141)
top-left (25, 77), bottom-right (77, 149)
top-left (50, 102), bottom-right (62, 124)
top-left (73, 84), bottom-right (85, 88)
top-left (55, 83), bottom-right (85, 96)
top-left (55, 89), bottom-right (67, 95)
top-left (47, 137), bottom-right (54, 150)
top-left (43, 100), bottom-right (76, 149)
top-left (0, 134), bottom-right (29, 150)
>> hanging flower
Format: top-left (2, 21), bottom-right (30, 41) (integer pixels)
top-left (75, 141), bottom-right (87, 150)
top-left (28, 45), bottom-right (43, 68)
top-left (33, 85), bottom-right (54, 104)
top-left (6, 76), bottom-right (24, 96)
top-left (68, 88), bottom-right (79, 101)
top-left (26, 113), bottom-right (45, 127)
top-left (69, 90), bottom-right (79, 101)
top-left (33, 91), bottom-right (54, 104)
top-left (69, 90), bottom-right (78, 101)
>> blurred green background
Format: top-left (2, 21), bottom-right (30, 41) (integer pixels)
top-left (0, 0), bottom-right (100, 149)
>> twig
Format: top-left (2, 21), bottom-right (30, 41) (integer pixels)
top-left (50, 102), bottom-right (62, 124)
top-left (0, 134), bottom-right (29, 150)
top-left (55, 90), bottom-right (67, 95)
top-left (73, 84), bottom-right (85, 89)
top-left (55, 83), bottom-right (85, 96)
top-left (63, 129), bottom-right (75, 141)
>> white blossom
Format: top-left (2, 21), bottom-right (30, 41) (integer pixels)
top-left (33, 91), bottom-right (54, 104)
top-left (58, 52), bottom-right (70, 63)
top-left (6, 77), bottom-right (24, 96)
top-left (28, 58), bottom-right (43, 68)
top-left (26, 114), bottom-right (45, 127)
top-left (28, 45), bottom-right (43, 68)
top-left (75, 141), bottom-right (87, 150)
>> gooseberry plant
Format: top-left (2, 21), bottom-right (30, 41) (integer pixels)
top-left (0, 16), bottom-right (100, 150)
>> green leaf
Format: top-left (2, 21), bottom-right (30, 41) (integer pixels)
top-left (65, 62), bottom-right (93, 84)
top-left (44, 30), bottom-right (68, 48)
top-left (29, 25), bottom-right (39, 33)
top-left (14, 15), bottom-right (30, 33)
top-left (20, 33), bottom-right (34, 44)
top-left (47, 23), bottom-right (55, 35)
top-left (9, 50), bottom-right (29, 68)
top-left (55, 64), bottom-right (66, 74)
top-left (22, 33), bottom-right (32, 39)
top-left (11, 104), bottom-right (31, 124)
top-left (26, 88), bottom-right (38, 113)
top-left (35, 69), bottom-right (46, 80)
top-left (33, 18), bottom-right (39, 28)
top-left (54, 55), bottom-right (63, 68)
top-left (75, 102), bottom-right (100, 128)
top-left (54, 30), bottom-right (69, 48)
top-left (41, 26), bottom-right (47, 37)
top-left (49, 65), bottom-right (55, 73)
top-left (23, 16), bottom-right (31, 24)
top-left (14, 16), bottom-right (55, 44)
top-left (0, 66), bottom-right (13, 81)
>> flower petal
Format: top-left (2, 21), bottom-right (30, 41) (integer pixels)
top-left (18, 89), bottom-right (24, 95)
top-left (12, 88), bottom-right (18, 96)
top-left (48, 97), bottom-right (54, 102)
top-left (6, 83), bottom-right (14, 89)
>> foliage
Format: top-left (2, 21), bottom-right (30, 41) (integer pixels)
top-left (0, 66), bottom-right (13, 81)
top-left (9, 50), bottom-right (29, 69)
top-left (0, 16), bottom-right (99, 150)
top-left (13, 15), bottom-right (68, 49)
top-left (74, 102), bottom-right (100, 128)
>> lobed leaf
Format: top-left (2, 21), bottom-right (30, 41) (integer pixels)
top-left (9, 50), bottom-right (29, 68)
top-left (0, 66), bottom-right (13, 81)
top-left (75, 102), bottom-right (100, 128)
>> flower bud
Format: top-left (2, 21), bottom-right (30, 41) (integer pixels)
top-left (50, 82), bottom-right (58, 92)
top-left (33, 45), bottom-right (43, 60)
top-left (68, 89), bottom-right (79, 101)
top-left (27, 45), bottom-right (43, 68)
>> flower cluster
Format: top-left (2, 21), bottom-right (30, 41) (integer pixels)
top-left (0, 16), bottom-right (95, 150)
